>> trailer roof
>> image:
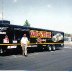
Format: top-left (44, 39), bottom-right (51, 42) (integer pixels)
top-left (29, 27), bottom-right (64, 33)
top-left (0, 23), bottom-right (64, 33)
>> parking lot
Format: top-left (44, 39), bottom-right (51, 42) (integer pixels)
top-left (0, 43), bottom-right (72, 71)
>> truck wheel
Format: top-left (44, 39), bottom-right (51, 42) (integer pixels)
top-left (52, 45), bottom-right (56, 51)
top-left (0, 49), bottom-right (3, 53)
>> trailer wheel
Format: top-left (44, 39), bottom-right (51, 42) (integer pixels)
top-left (52, 45), bottom-right (56, 51)
top-left (48, 45), bottom-right (51, 51)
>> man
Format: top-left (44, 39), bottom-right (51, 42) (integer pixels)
top-left (3, 35), bottom-right (9, 53)
top-left (20, 34), bottom-right (28, 56)
top-left (3, 35), bottom-right (9, 43)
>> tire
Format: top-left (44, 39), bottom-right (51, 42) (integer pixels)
top-left (52, 45), bottom-right (56, 51)
top-left (48, 45), bottom-right (51, 51)
top-left (0, 49), bottom-right (3, 53)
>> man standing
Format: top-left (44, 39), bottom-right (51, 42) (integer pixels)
top-left (3, 35), bottom-right (9, 43)
top-left (21, 34), bottom-right (28, 56)
top-left (2, 35), bottom-right (9, 53)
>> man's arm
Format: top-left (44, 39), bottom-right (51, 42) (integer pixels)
top-left (20, 38), bottom-right (23, 47)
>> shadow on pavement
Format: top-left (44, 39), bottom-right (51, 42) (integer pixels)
top-left (0, 45), bottom-right (63, 56)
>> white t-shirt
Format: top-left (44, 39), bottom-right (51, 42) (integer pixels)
top-left (21, 37), bottom-right (28, 45)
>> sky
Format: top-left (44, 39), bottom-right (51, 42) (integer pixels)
top-left (0, 0), bottom-right (72, 34)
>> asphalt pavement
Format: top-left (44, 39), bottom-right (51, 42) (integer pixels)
top-left (0, 46), bottom-right (72, 71)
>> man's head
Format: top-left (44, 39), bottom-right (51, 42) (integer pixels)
top-left (5, 35), bottom-right (8, 38)
top-left (23, 34), bottom-right (26, 37)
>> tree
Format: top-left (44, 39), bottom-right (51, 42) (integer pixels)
top-left (64, 33), bottom-right (71, 37)
top-left (23, 20), bottom-right (30, 27)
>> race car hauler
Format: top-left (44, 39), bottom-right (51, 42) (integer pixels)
top-left (0, 20), bottom-right (64, 54)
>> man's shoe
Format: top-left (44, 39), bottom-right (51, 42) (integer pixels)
top-left (25, 55), bottom-right (27, 57)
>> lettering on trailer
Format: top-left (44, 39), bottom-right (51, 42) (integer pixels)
top-left (30, 30), bottom-right (51, 38)
top-left (0, 27), bottom-right (8, 34)
top-left (0, 27), bottom-right (8, 31)
top-left (14, 28), bottom-right (29, 31)
top-left (7, 46), bottom-right (17, 49)
top-left (0, 32), bottom-right (6, 34)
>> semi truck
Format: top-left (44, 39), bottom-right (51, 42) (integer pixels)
top-left (0, 20), bottom-right (64, 54)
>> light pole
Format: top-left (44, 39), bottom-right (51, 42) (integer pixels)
top-left (1, 0), bottom-right (4, 24)
top-left (2, 0), bottom-right (4, 20)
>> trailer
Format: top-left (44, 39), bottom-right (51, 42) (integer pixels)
top-left (0, 20), bottom-right (64, 54)
top-left (29, 27), bottom-right (64, 51)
